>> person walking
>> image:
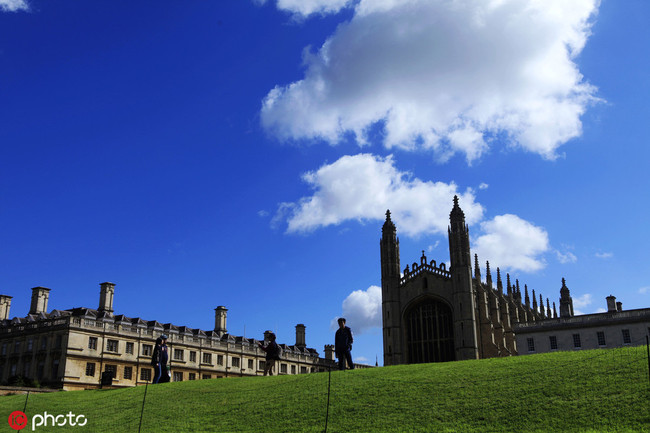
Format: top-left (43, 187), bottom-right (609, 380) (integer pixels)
top-left (335, 318), bottom-right (354, 370)
top-left (258, 332), bottom-right (281, 376)
top-left (151, 334), bottom-right (170, 383)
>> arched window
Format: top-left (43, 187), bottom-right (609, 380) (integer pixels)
top-left (405, 300), bottom-right (455, 363)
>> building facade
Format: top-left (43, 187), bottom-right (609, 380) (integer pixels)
top-left (381, 196), bottom-right (650, 366)
top-left (514, 293), bottom-right (650, 354)
top-left (0, 284), bottom-right (339, 390)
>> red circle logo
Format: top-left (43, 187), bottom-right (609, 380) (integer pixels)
top-left (8, 411), bottom-right (27, 430)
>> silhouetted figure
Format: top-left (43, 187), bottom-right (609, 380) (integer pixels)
top-left (335, 318), bottom-right (354, 370)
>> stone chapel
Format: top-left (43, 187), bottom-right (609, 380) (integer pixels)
top-left (380, 196), bottom-right (559, 365)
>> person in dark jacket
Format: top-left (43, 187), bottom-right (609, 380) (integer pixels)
top-left (151, 334), bottom-right (170, 384)
top-left (258, 332), bottom-right (280, 376)
top-left (335, 318), bottom-right (354, 370)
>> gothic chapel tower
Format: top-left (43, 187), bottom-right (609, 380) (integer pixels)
top-left (448, 196), bottom-right (480, 360)
top-left (380, 210), bottom-right (402, 365)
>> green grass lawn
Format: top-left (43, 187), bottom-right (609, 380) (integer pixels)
top-left (1, 345), bottom-right (649, 432)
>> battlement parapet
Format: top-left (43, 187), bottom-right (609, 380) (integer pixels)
top-left (400, 257), bottom-right (451, 286)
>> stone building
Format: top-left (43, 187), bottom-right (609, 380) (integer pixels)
top-left (514, 290), bottom-right (650, 354)
top-left (382, 196), bottom-right (565, 365)
top-left (0, 284), bottom-right (338, 390)
top-left (381, 196), bottom-right (650, 366)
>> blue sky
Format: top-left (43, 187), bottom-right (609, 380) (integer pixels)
top-left (0, 0), bottom-right (648, 366)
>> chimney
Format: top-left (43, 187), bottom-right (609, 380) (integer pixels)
top-left (616, 302), bottom-right (623, 312)
top-left (295, 324), bottom-right (306, 349)
top-left (606, 295), bottom-right (617, 312)
top-left (0, 295), bottom-right (12, 320)
top-left (324, 344), bottom-right (335, 361)
top-left (214, 306), bottom-right (228, 334)
top-left (98, 282), bottom-right (115, 314)
top-left (29, 287), bottom-right (50, 315)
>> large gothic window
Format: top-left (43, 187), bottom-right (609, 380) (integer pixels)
top-left (405, 300), bottom-right (455, 363)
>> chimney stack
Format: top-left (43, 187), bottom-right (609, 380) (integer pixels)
top-left (214, 306), bottom-right (228, 334)
top-left (0, 295), bottom-right (12, 320)
top-left (29, 287), bottom-right (50, 315)
top-left (606, 295), bottom-right (617, 312)
top-left (98, 282), bottom-right (115, 314)
top-left (324, 344), bottom-right (335, 361)
top-left (295, 324), bottom-right (306, 349)
top-left (616, 301), bottom-right (623, 312)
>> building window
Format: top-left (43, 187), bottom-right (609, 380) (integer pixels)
top-left (189, 351), bottom-right (197, 363)
top-left (140, 368), bottom-right (152, 382)
top-left (23, 362), bottom-right (31, 377)
top-left (202, 353), bottom-right (212, 365)
top-left (622, 329), bottom-right (631, 345)
top-left (291, 365), bottom-right (296, 374)
top-left (404, 300), bottom-right (455, 363)
top-left (55, 335), bottom-right (62, 349)
top-left (142, 344), bottom-right (153, 356)
top-left (232, 357), bottom-right (240, 368)
top-left (37, 362), bottom-right (44, 380)
top-left (173, 349), bottom-right (184, 361)
top-left (14, 341), bottom-right (20, 353)
top-left (173, 371), bottom-right (183, 382)
top-left (597, 331), bottom-right (606, 346)
top-left (300, 366), bottom-right (307, 374)
top-left (124, 367), bottom-right (133, 380)
top-left (52, 360), bottom-right (59, 378)
top-left (88, 337), bottom-right (98, 350)
top-left (85, 363), bottom-right (96, 376)
top-left (40, 337), bottom-right (47, 350)
top-left (259, 361), bottom-right (265, 371)
top-left (202, 374), bottom-right (211, 380)
top-left (27, 339), bottom-right (33, 352)
top-left (1, 343), bottom-right (6, 356)
top-left (106, 339), bottom-right (119, 353)
top-left (572, 334), bottom-right (581, 348)
top-left (248, 359), bottom-right (254, 370)
top-left (189, 373), bottom-right (196, 380)
top-left (549, 336), bottom-right (558, 350)
top-left (217, 355), bottom-right (224, 366)
top-left (280, 364), bottom-right (287, 374)
top-left (105, 364), bottom-right (117, 379)
top-left (126, 342), bottom-right (134, 355)
top-left (527, 338), bottom-right (535, 352)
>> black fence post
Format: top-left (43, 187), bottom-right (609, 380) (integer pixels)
top-left (23, 390), bottom-right (29, 413)
top-left (324, 366), bottom-right (332, 433)
top-left (138, 382), bottom-right (149, 433)
top-left (646, 335), bottom-right (650, 388)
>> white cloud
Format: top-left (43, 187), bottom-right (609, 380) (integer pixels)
top-left (555, 246), bottom-right (577, 264)
top-left (0, 0), bottom-right (28, 12)
top-left (333, 285), bottom-right (382, 334)
top-left (261, 0), bottom-right (600, 162)
top-left (572, 293), bottom-right (592, 315)
top-left (595, 252), bottom-right (613, 259)
top-left (275, 153), bottom-right (484, 235)
top-left (639, 287), bottom-right (650, 295)
top-left (556, 250), bottom-right (577, 264)
top-left (473, 214), bottom-right (549, 272)
top-left (260, 0), bottom-right (354, 17)
top-left (479, 183), bottom-right (489, 190)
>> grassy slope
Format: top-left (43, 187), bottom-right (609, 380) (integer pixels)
top-left (1, 346), bottom-right (648, 432)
